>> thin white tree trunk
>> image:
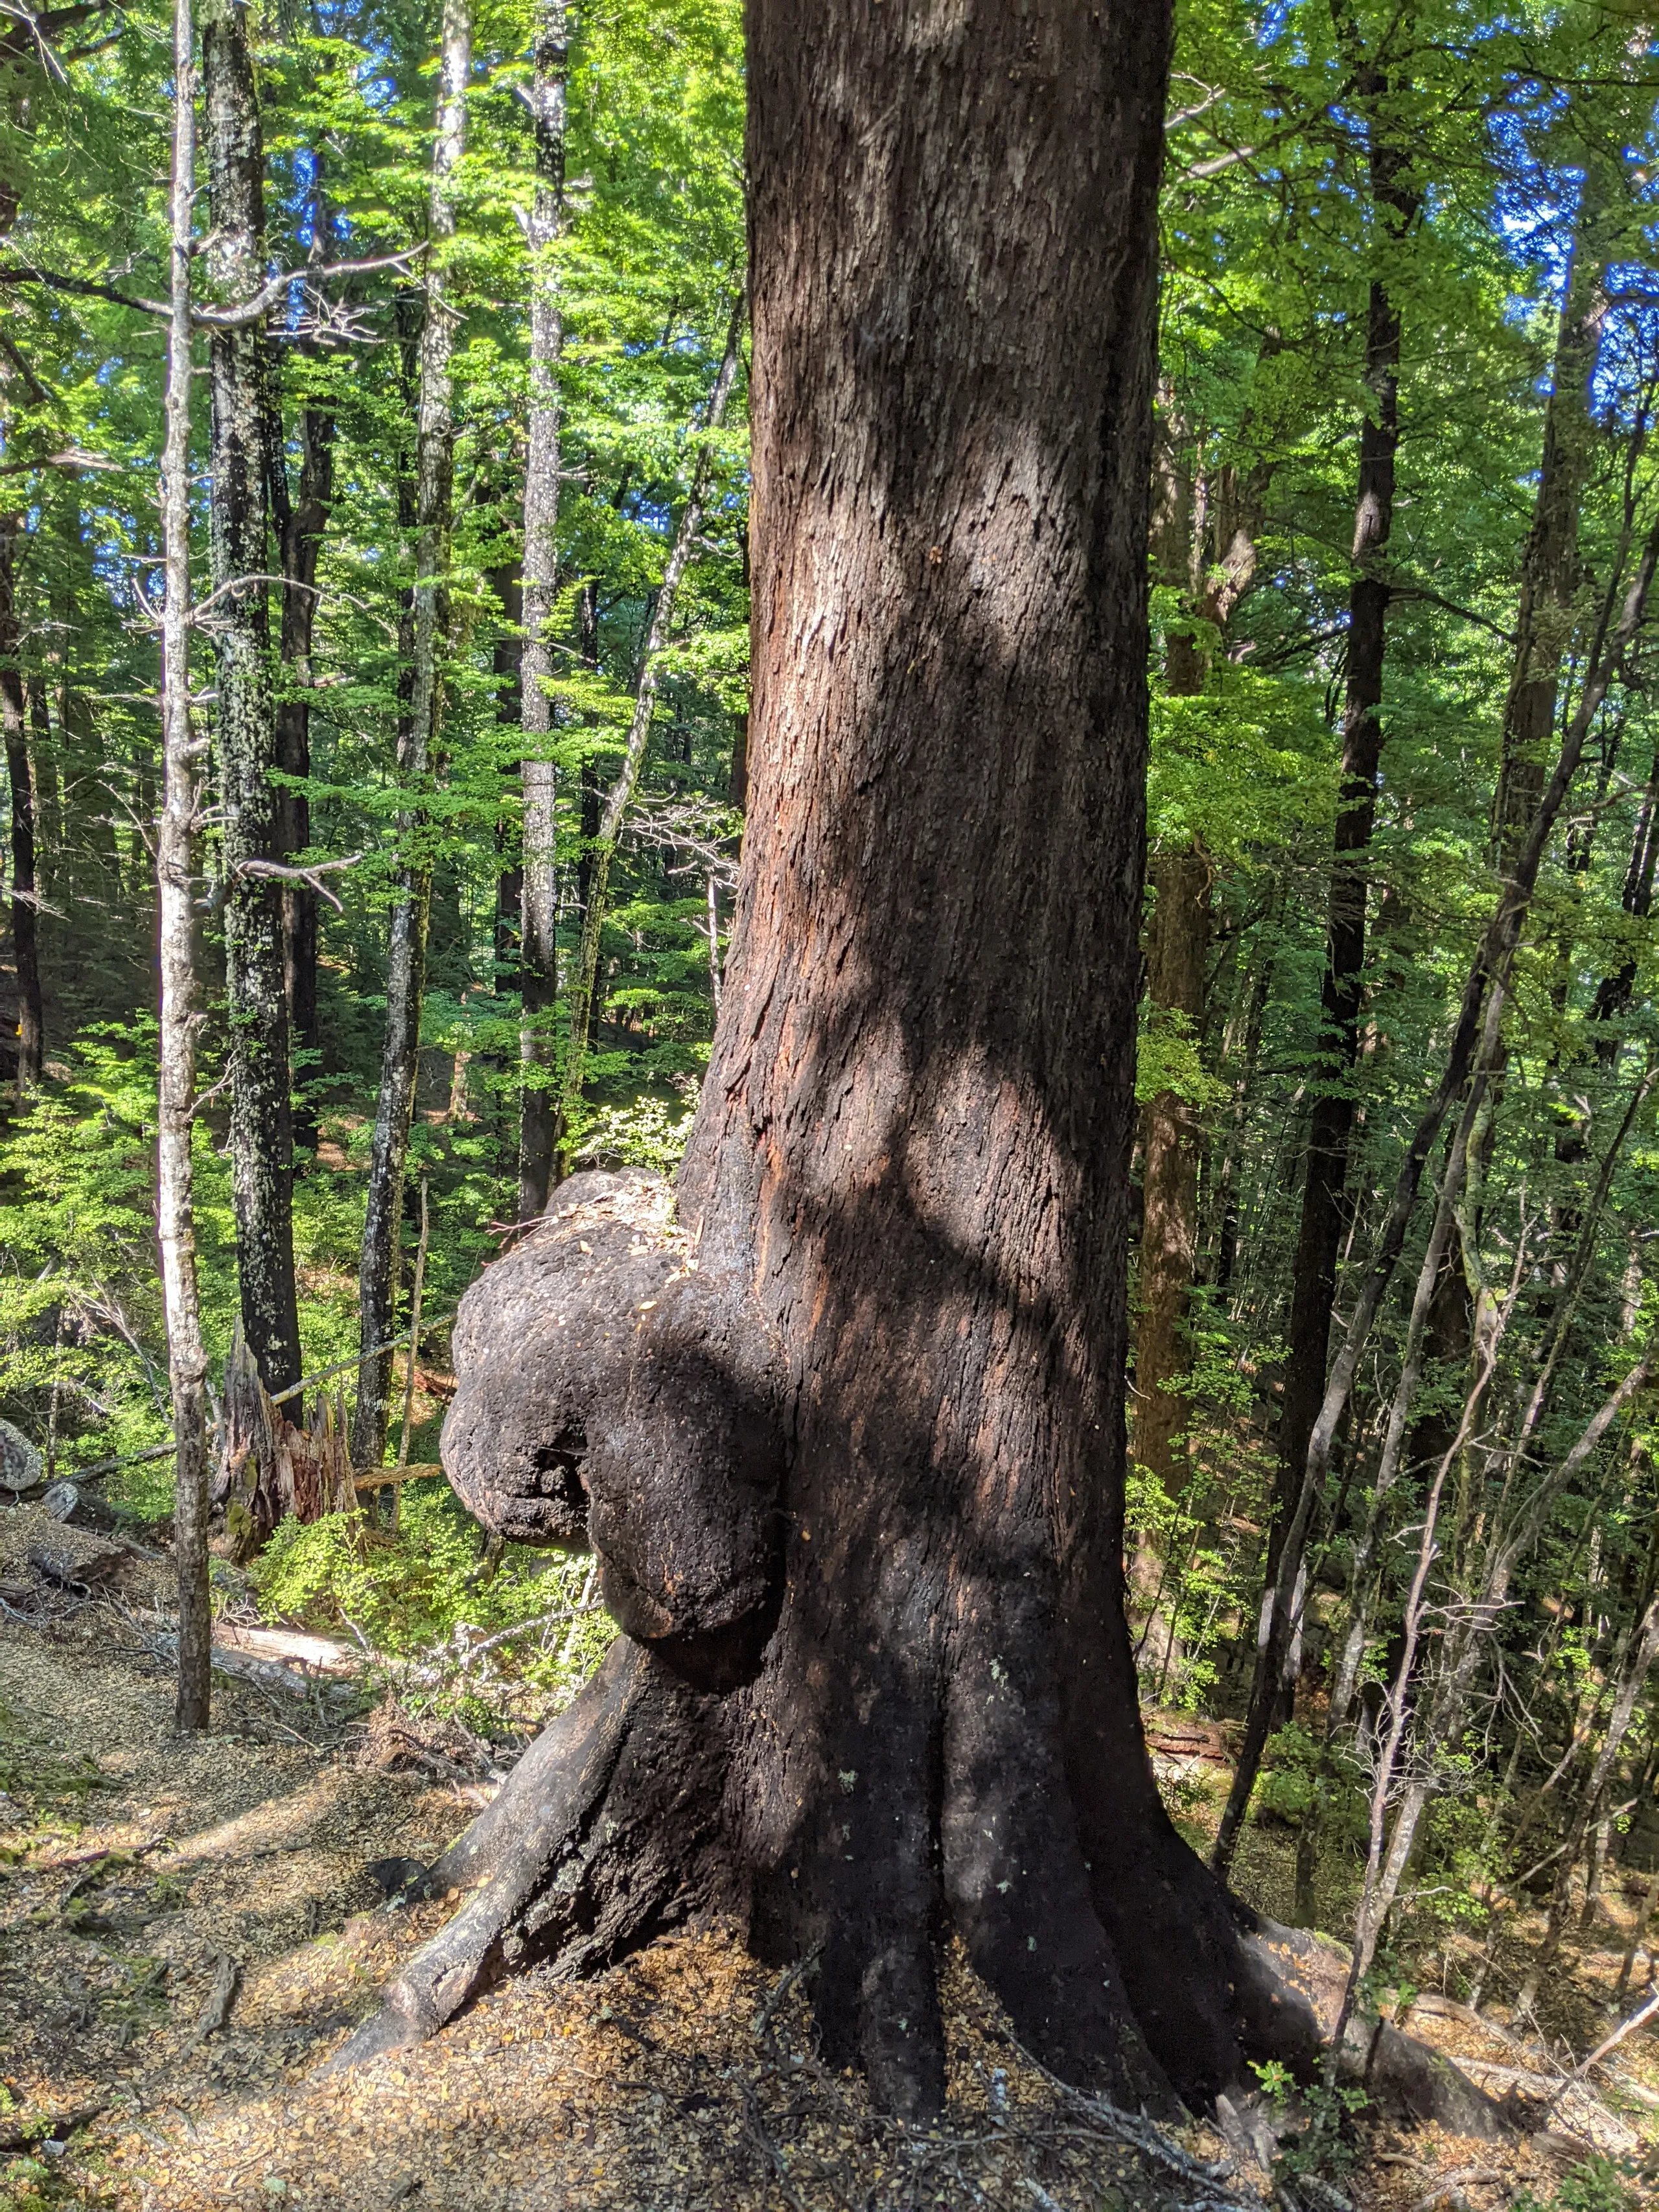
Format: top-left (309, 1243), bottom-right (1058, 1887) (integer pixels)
top-left (157, 0), bottom-right (211, 1731)
top-left (515, 0), bottom-right (568, 1221)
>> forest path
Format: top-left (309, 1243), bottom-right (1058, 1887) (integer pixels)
top-left (0, 1557), bottom-right (1637, 2212)
top-left (0, 1585), bottom-right (1187, 2212)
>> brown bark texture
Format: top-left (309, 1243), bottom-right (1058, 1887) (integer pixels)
top-left (327, 1), bottom-right (1507, 2139)
top-left (0, 510), bottom-right (41, 1094)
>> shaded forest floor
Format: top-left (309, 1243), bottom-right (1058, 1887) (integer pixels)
top-left (0, 1528), bottom-right (1656, 2211)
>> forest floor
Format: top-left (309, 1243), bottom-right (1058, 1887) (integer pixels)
top-left (0, 1511), bottom-right (1655, 2212)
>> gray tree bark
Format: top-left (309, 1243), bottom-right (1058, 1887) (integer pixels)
top-left (157, 0), bottom-right (213, 1731)
top-left (0, 511), bottom-right (41, 1097)
top-left (202, 0), bottom-right (301, 1406)
top-left (515, 0), bottom-right (568, 1221)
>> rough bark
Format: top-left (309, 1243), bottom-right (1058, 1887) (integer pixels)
top-left (352, 0), bottom-right (469, 1474)
top-left (515, 0), bottom-right (568, 1222)
top-left (331, 3), bottom-right (1504, 2142)
top-left (157, 0), bottom-right (213, 1731)
top-left (0, 510), bottom-right (41, 1096)
top-left (202, 0), bottom-right (301, 1405)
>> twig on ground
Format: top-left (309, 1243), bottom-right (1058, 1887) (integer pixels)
top-left (752, 1948), bottom-right (822, 2057)
top-left (185, 1953), bottom-right (240, 2050)
top-left (739, 2077), bottom-right (812, 2212)
top-left (1410, 2166), bottom-right (1503, 2212)
top-left (1555, 1981), bottom-right (1659, 2101)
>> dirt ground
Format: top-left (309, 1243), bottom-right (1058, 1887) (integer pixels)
top-left (2, 1524), bottom-right (1658, 2212)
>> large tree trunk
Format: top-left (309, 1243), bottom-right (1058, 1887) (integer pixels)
top-left (0, 511), bottom-right (42, 1098)
top-left (351, 0), bottom-right (469, 1473)
top-left (329, 1), bottom-right (1506, 2143)
top-left (515, 0), bottom-right (568, 1222)
top-left (202, 0), bottom-right (302, 1404)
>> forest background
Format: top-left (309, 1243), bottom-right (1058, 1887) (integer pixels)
top-left (7, 0), bottom-right (1659, 2034)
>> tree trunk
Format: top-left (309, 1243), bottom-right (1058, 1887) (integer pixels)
top-left (352, 0), bottom-right (469, 1474)
top-left (202, 0), bottom-right (301, 1404)
top-left (0, 511), bottom-right (41, 1097)
top-left (515, 0), bottom-right (568, 1222)
top-left (557, 286), bottom-right (745, 1141)
top-left (1132, 425), bottom-right (1261, 1496)
top-left (1491, 154), bottom-right (1612, 870)
top-left (157, 0), bottom-right (213, 1732)
top-left (329, 3), bottom-right (1504, 2145)
top-left (1518, 1598), bottom-right (1659, 2012)
top-left (1133, 850), bottom-right (1210, 1493)
top-left (270, 178), bottom-right (338, 1148)
top-left (1216, 38), bottom-right (1418, 1869)
top-left (489, 559), bottom-right (524, 994)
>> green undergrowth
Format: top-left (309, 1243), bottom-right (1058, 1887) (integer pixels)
top-left (248, 1480), bottom-right (616, 1735)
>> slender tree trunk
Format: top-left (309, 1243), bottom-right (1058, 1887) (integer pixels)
top-left (1133, 850), bottom-right (1210, 1493)
top-left (157, 0), bottom-right (213, 1732)
top-left (1133, 432), bottom-right (1260, 1495)
top-left (558, 288), bottom-right (745, 1141)
top-left (1275, 229), bottom-right (1413, 1539)
top-left (1518, 1598), bottom-right (1659, 2011)
top-left (515, 0), bottom-right (568, 1222)
top-left (0, 512), bottom-right (41, 1097)
top-left (269, 170), bottom-right (338, 1148)
top-left (1217, 75), bottom-right (1418, 1862)
top-left (1492, 156), bottom-right (1612, 870)
top-left (490, 561), bottom-right (523, 993)
top-left (353, 0), bottom-right (470, 1473)
top-left (1590, 741), bottom-right (1659, 1048)
top-left (202, 0), bottom-right (301, 1405)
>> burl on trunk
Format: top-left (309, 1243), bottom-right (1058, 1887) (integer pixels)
top-left (332, 0), bottom-right (1503, 2136)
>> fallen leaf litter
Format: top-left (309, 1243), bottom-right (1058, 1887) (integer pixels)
top-left (0, 1531), bottom-right (1653, 2212)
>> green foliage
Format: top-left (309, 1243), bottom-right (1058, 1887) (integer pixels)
top-left (570, 1089), bottom-right (697, 1174)
top-left (247, 1484), bottom-right (616, 1729)
top-left (1135, 1009), bottom-right (1229, 1114)
top-left (1516, 2159), bottom-right (1645, 2212)
top-left (1249, 2060), bottom-right (1369, 2183)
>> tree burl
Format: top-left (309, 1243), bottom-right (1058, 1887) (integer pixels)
top-left (332, 0), bottom-right (1505, 2137)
